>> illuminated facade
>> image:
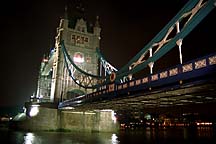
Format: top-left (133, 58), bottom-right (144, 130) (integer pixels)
top-left (36, 57), bottom-right (52, 102)
top-left (36, 11), bottom-right (101, 103)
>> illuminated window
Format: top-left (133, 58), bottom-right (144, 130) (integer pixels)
top-left (76, 36), bottom-right (81, 44)
top-left (29, 105), bottom-right (39, 117)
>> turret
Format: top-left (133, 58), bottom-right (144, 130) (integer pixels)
top-left (40, 55), bottom-right (48, 72)
top-left (94, 16), bottom-right (101, 36)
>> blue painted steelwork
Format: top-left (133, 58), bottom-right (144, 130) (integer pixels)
top-left (61, 40), bottom-right (118, 89)
top-left (61, 40), bottom-right (101, 78)
top-left (96, 48), bottom-right (118, 75)
top-left (117, 0), bottom-right (215, 80)
top-left (59, 0), bottom-right (215, 89)
top-left (58, 53), bottom-right (216, 108)
top-left (58, 0), bottom-right (215, 106)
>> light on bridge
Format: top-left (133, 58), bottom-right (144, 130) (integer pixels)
top-left (29, 105), bottom-right (40, 117)
top-left (43, 58), bottom-right (48, 62)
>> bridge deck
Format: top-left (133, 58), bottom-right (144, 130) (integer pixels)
top-left (59, 53), bottom-right (216, 111)
top-left (79, 81), bottom-right (216, 110)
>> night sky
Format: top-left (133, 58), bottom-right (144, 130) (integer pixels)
top-left (1, 0), bottom-right (215, 107)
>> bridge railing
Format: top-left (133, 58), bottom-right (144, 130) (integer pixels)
top-left (115, 52), bottom-right (216, 93)
top-left (58, 53), bottom-right (216, 108)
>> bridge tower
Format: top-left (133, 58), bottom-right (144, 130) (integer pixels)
top-left (36, 6), bottom-right (101, 103)
top-left (52, 7), bottom-right (101, 103)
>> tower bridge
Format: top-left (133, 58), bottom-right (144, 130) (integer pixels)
top-left (22, 0), bottom-right (216, 132)
top-left (35, 0), bottom-right (216, 105)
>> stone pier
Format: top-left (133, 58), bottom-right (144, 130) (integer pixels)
top-left (13, 105), bottom-right (119, 133)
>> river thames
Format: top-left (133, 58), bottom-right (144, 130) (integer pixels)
top-left (1, 127), bottom-right (216, 144)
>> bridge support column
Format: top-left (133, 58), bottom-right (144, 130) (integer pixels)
top-left (94, 109), bottom-right (119, 132)
top-left (176, 21), bottom-right (183, 64)
top-left (13, 105), bottom-right (119, 133)
top-left (148, 62), bottom-right (154, 74)
top-left (60, 109), bottom-right (119, 132)
top-left (177, 39), bottom-right (183, 64)
top-left (148, 48), bottom-right (154, 74)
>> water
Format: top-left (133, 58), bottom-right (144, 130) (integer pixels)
top-left (0, 127), bottom-right (216, 144)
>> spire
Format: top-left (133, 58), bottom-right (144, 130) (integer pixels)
top-left (95, 16), bottom-right (100, 27)
top-left (75, 2), bottom-right (85, 19)
top-left (64, 5), bottom-right (68, 20)
top-left (93, 16), bottom-right (101, 37)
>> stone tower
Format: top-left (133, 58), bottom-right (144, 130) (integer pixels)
top-left (49, 9), bottom-right (101, 103)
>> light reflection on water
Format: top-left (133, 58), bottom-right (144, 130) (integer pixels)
top-left (0, 127), bottom-right (216, 144)
top-left (24, 133), bottom-right (35, 144)
top-left (23, 132), bottom-right (43, 144)
top-left (111, 134), bottom-right (119, 144)
top-left (1, 130), bottom-right (120, 144)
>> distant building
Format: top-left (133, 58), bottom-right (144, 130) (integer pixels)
top-left (36, 6), bottom-right (101, 103)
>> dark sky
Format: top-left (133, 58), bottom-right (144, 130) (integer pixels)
top-left (1, 0), bottom-right (215, 107)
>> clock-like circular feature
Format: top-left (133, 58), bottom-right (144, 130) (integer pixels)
top-left (110, 72), bottom-right (116, 82)
top-left (73, 52), bottom-right (84, 63)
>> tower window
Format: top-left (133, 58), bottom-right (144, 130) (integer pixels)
top-left (77, 26), bottom-right (81, 31)
top-left (86, 57), bottom-right (91, 63)
top-left (85, 37), bottom-right (89, 42)
top-left (81, 37), bottom-right (85, 44)
top-left (71, 35), bottom-right (75, 39)
top-left (82, 27), bottom-right (85, 32)
top-left (76, 36), bottom-right (81, 43)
